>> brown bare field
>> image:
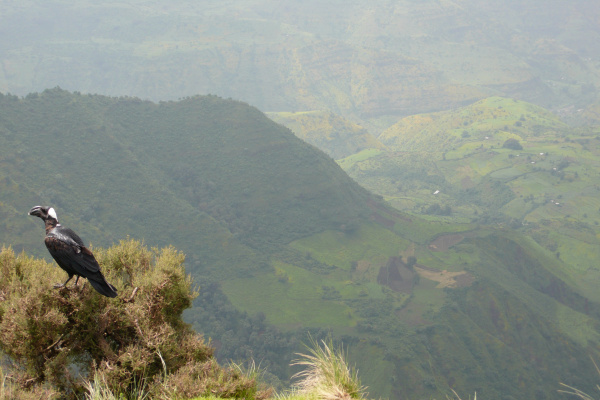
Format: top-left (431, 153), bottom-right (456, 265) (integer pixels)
top-left (414, 265), bottom-right (474, 288)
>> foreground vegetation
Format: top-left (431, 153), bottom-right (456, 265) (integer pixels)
top-left (0, 240), bottom-right (370, 400)
top-left (1, 237), bottom-right (594, 399)
top-left (0, 240), bottom-right (270, 399)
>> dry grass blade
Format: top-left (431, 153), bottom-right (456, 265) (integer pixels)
top-left (0, 367), bottom-right (8, 400)
top-left (82, 373), bottom-right (118, 400)
top-left (446, 389), bottom-right (477, 400)
top-left (559, 357), bottom-right (600, 399)
top-left (558, 382), bottom-right (597, 400)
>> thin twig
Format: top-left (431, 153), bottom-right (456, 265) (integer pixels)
top-left (45, 334), bottom-right (65, 352)
top-left (123, 287), bottom-right (139, 303)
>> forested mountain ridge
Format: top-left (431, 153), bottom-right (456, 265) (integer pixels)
top-left (2, 89), bottom-right (600, 399)
top-left (0, 88), bottom-right (371, 256)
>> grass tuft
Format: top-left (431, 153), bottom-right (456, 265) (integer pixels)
top-left (0, 365), bottom-right (57, 400)
top-left (290, 337), bottom-right (367, 400)
top-left (83, 370), bottom-right (149, 400)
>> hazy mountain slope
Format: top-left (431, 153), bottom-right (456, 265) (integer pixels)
top-left (1, 1), bottom-right (598, 127)
top-left (581, 102), bottom-right (600, 125)
top-left (109, 95), bottom-right (373, 247)
top-left (0, 91), bottom-right (263, 281)
top-left (3, 90), bottom-right (600, 399)
top-left (267, 110), bottom-right (386, 159)
top-left (378, 96), bottom-right (568, 151)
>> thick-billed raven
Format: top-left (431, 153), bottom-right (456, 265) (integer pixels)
top-left (29, 206), bottom-right (118, 298)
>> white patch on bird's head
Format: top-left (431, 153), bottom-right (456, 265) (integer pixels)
top-left (48, 207), bottom-right (58, 221)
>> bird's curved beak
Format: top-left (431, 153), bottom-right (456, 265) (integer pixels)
top-left (29, 206), bottom-right (42, 216)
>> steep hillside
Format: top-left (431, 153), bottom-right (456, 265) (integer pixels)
top-left (2, 90), bottom-right (600, 399)
top-left (266, 110), bottom-right (385, 159)
top-left (0, 88), bottom-right (372, 271)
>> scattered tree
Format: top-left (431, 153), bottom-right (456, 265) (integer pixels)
top-left (424, 203), bottom-right (452, 216)
top-left (502, 138), bottom-right (523, 150)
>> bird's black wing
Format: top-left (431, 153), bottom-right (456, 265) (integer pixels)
top-left (45, 228), bottom-right (117, 297)
top-left (45, 226), bottom-right (100, 274)
top-left (48, 227), bottom-right (85, 249)
top-left (45, 237), bottom-right (100, 277)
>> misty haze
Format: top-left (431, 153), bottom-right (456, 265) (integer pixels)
top-left (0, 1), bottom-right (600, 399)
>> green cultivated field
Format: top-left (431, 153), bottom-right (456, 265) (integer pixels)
top-left (333, 97), bottom-right (600, 294)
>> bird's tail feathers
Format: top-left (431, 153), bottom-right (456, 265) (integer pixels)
top-left (88, 276), bottom-right (118, 298)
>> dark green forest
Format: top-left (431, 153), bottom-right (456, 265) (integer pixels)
top-left (1, 89), bottom-right (600, 399)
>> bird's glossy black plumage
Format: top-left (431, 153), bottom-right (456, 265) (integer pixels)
top-left (29, 206), bottom-right (118, 298)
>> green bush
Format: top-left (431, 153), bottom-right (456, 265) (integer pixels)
top-left (0, 239), bottom-right (269, 400)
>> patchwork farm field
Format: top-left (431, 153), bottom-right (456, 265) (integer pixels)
top-left (333, 98), bottom-right (600, 292)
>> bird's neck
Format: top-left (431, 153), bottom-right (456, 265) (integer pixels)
top-left (45, 219), bottom-right (59, 234)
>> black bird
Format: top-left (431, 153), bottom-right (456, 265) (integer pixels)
top-left (29, 206), bottom-right (118, 298)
